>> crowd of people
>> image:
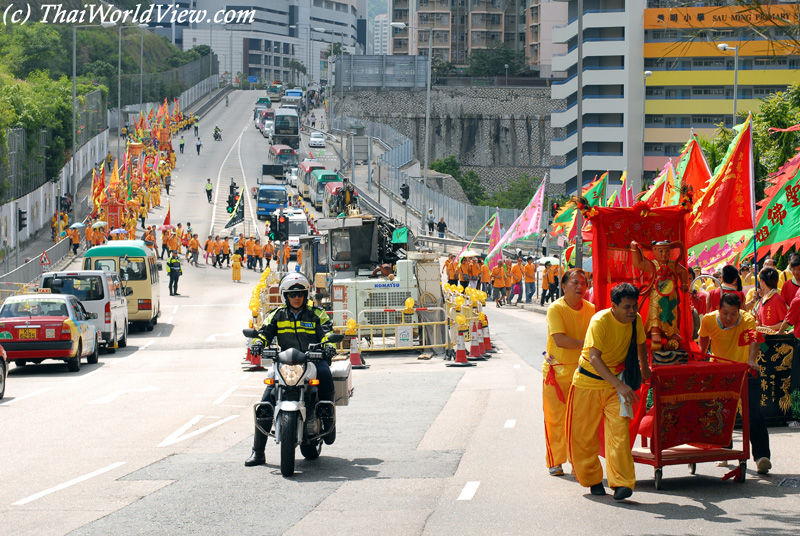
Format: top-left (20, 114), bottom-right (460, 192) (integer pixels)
top-left (541, 254), bottom-right (800, 501)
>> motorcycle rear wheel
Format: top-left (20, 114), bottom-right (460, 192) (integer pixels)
top-left (300, 439), bottom-right (322, 460)
top-left (280, 412), bottom-right (297, 477)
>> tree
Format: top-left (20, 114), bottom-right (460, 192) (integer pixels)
top-left (324, 42), bottom-right (346, 58)
top-left (489, 174), bottom-right (542, 210)
top-left (429, 155), bottom-right (462, 179)
top-left (285, 60), bottom-right (307, 85)
top-left (429, 155), bottom-right (486, 204)
top-left (431, 58), bottom-right (454, 83)
top-left (467, 42), bottom-right (525, 77)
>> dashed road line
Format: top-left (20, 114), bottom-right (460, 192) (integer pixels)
top-left (12, 462), bottom-right (126, 506)
top-left (504, 420), bottom-right (517, 429)
top-left (517, 386), bottom-right (526, 392)
top-left (0, 387), bottom-right (51, 406)
top-left (213, 385), bottom-right (238, 405)
top-left (457, 481), bottom-right (481, 501)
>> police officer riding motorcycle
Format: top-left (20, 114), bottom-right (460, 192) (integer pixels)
top-left (244, 273), bottom-right (338, 468)
top-left (213, 125), bottom-right (222, 141)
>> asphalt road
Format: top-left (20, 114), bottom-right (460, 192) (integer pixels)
top-left (1, 91), bottom-right (798, 536)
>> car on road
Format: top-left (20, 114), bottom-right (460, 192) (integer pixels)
top-left (40, 270), bottom-right (130, 353)
top-left (0, 294), bottom-right (100, 372)
top-left (308, 131), bottom-right (326, 148)
top-left (261, 120), bottom-right (274, 139)
top-left (0, 344), bottom-right (6, 399)
top-left (287, 166), bottom-right (299, 187)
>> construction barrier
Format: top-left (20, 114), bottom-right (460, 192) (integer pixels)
top-left (355, 306), bottom-right (448, 352)
top-left (441, 282), bottom-right (490, 362)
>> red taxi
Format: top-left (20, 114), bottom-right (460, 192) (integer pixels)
top-left (0, 293), bottom-right (100, 372)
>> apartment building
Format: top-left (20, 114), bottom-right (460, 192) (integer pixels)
top-left (374, 14), bottom-right (391, 55)
top-left (643, 2), bottom-right (800, 179)
top-left (527, 0), bottom-right (569, 78)
top-left (549, 0), bottom-right (645, 194)
top-left (390, 0), bottom-right (527, 66)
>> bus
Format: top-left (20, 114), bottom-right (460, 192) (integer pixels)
top-left (268, 144), bottom-right (299, 169)
top-left (309, 169), bottom-right (343, 211)
top-left (297, 160), bottom-right (326, 200)
top-left (268, 83), bottom-right (283, 102)
top-left (82, 240), bottom-right (161, 331)
top-left (282, 89), bottom-right (303, 109)
top-left (273, 108), bottom-right (300, 149)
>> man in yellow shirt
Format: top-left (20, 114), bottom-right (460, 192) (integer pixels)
top-left (698, 293), bottom-right (771, 474)
top-left (253, 240), bottom-right (264, 272)
top-left (544, 269), bottom-right (595, 476)
top-left (490, 262), bottom-right (507, 307)
top-left (567, 282), bottom-right (649, 501)
top-left (187, 234), bottom-right (200, 266)
top-left (524, 257), bottom-right (537, 303)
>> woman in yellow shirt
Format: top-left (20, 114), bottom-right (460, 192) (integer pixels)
top-left (231, 249), bottom-right (243, 282)
top-left (544, 268), bottom-right (594, 477)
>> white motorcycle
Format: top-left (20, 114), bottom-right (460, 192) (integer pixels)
top-left (243, 330), bottom-right (352, 476)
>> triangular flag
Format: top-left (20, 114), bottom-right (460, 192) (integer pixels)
top-left (163, 203), bottom-right (171, 226)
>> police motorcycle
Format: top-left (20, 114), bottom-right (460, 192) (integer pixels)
top-left (213, 127), bottom-right (222, 141)
top-left (242, 329), bottom-right (350, 476)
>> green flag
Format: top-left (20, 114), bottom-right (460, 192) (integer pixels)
top-left (391, 227), bottom-right (408, 244)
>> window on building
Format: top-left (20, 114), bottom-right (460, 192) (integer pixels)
top-left (264, 55), bottom-right (271, 66)
top-left (273, 42), bottom-right (281, 54)
top-left (283, 43), bottom-right (290, 54)
top-left (691, 87), bottom-right (724, 96)
top-left (248, 53), bottom-right (262, 65)
top-left (264, 40), bottom-right (271, 50)
top-left (248, 38), bottom-right (261, 50)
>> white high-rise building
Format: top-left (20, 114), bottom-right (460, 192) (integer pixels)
top-left (549, 0), bottom-right (645, 194)
top-left (374, 14), bottom-right (390, 56)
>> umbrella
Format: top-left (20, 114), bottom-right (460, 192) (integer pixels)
top-left (539, 256), bottom-right (560, 265)
top-left (60, 230), bottom-right (67, 237)
top-left (582, 257), bottom-right (593, 272)
top-left (69, 222), bottom-right (86, 229)
top-left (110, 228), bottom-right (128, 235)
top-left (92, 221), bottom-right (108, 229)
top-left (460, 250), bottom-right (480, 258)
top-left (158, 224), bottom-right (175, 231)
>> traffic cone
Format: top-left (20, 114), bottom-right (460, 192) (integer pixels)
top-left (468, 320), bottom-right (486, 361)
top-left (483, 315), bottom-right (497, 353)
top-left (350, 335), bottom-right (369, 369)
top-left (476, 317), bottom-right (489, 358)
top-left (447, 328), bottom-right (475, 367)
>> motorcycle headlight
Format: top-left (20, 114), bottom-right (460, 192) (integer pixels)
top-left (279, 364), bottom-right (305, 386)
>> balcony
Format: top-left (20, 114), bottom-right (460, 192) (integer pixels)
top-left (550, 158), bottom-right (577, 184)
top-left (551, 74), bottom-right (577, 100)
top-left (583, 125), bottom-right (627, 143)
top-left (394, 0), bottom-right (408, 8)
top-left (552, 47), bottom-right (577, 72)
top-left (551, 131), bottom-right (578, 156)
top-left (583, 10), bottom-right (625, 29)
top-left (551, 102), bottom-right (577, 128)
top-left (583, 39), bottom-right (627, 57)
top-left (470, 20), bottom-right (504, 31)
top-left (552, 17), bottom-right (577, 44)
top-left (583, 68), bottom-right (626, 85)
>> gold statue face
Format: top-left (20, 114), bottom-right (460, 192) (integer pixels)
top-left (653, 244), bottom-right (671, 262)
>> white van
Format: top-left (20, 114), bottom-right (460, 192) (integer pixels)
top-left (40, 270), bottom-right (131, 353)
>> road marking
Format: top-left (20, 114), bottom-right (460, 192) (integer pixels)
top-left (12, 462), bottom-right (126, 506)
top-left (141, 341), bottom-right (154, 350)
top-left (513, 365), bottom-right (520, 369)
top-left (457, 481), bottom-right (480, 501)
top-left (213, 385), bottom-right (238, 405)
top-left (237, 122), bottom-right (262, 238)
top-left (204, 332), bottom-right (233, 343)
top-left (158, 415), bottom-right (239, 447)
top-left (504, 420), bottom-right (516, 429)
top-left (172, 306), bottom-right (179, 314)
top-left (221, 404), bottom-right (248, 408)
top-left (231, 393), bottom-right (262, 398)
top-left (517, 385), bottom-right (526, 392)
top-left (241, 372), bottom-right (251, 380)
top-left (0, 387), bottom-right (51, 406)
top-left (208, 120), bottom-right (250, 238)
top-left (90, 386), bottom-right (160, 404)
top-left (67, 369), bottom-right (102, 383)
top-left (166, 316), bottom-right (174, 325)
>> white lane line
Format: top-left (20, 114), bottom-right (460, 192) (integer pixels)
top-left (109, 354), bottom-right (135, 366)
top-left (0, 387), bottom-right (51, 406)
top-left (213, 385), bottom-right (238, 405)
top-left (157, 415), bottom-right (239, 447)
top-left (12, 462), bottom-right (126, 506)
top-left (241, 372), bottom-right (251, 380)
top-left (204, 332), bottom-right (233, 343)
top-left (513, 365), bottom-right (520, 369)
top-left (172, 306), bottom-right (179, 314)
top-left (221, 404), bottom-right (248, 408)
top-left (208, 120), bottom-right (249, 237)
top-left (90, 386), bottom-right (160, 405)
top-left (231, 394), bottom-right (262, 398)
top-left (67, 369), bottom-right (102, 383)
top-left (141, 341), bottom-right (154, 350)
top-left (166, 316), bottom-right (174, 325)
top-left (237, 120), bottom-right (262, 239)
top-left (457, 481), bottom-right (481, 501)
top-left (517, 386), bottom-right (526, 392)
top-left (504, 420), bottom-right (517, 429)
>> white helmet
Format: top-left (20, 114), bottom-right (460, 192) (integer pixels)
top-left (279, 272), bottom-right (311, 305)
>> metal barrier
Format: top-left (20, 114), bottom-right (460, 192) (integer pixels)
top-left (441, 283), bottom-right (488, 357)
top-left (0, 282), bottom-right (36, 304)
top-left (0, 238), bottom-right (71, 285)
top-left (356, 307), bottom-right (448, 352)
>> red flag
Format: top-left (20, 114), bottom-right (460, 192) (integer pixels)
top-left (677, 135), bottom-right (713, 198)
top-left (163, 203), bottom-right (171, 226)
top-left (687, 116), bottom-right (755, 249)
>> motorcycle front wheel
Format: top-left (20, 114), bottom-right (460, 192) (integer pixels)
top-left (300, 439), bottom-right (322, 460)
top-left (280, 412), bottom-right (297, 476)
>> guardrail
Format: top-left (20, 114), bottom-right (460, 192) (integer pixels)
top-left (356, 307), bottom-right (448, 352)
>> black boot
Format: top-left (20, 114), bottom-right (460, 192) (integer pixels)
top-left (244, 426), bottom-right (268, 467)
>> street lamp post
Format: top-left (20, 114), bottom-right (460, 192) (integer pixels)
top-left (138, 23), bottom-right (149, 111)
top-left (718, 43), bottom-right (739, 125)
top-left (73, 21), bottom-right (116, 223)
top-left (390, 22), bottom-right (432, 187)
top-left (642, 70), bottom-right (652, 188)
top-left (505, 63), bottom-right (509, 86)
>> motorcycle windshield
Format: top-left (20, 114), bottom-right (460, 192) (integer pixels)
top-left (277, 348), bottom-right (307, 365)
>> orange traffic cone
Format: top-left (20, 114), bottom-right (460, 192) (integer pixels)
top-left (447, 328), bottom-right (475, 367)
top-left (350, 335), bottom-right (369, 369)
top-left (476, 317), bottom-right (487, 357)
top-left (483, 315), bottom-right (496, 353)
top-left (468, 320), bottom-right (486, 361)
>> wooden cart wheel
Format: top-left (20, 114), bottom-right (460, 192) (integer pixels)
top-left (688, 463), bottom-right (696, 475)
top-left (654, 468), bottom-right (663, 490)
top-left (734, 461), bottom-right (746, 483)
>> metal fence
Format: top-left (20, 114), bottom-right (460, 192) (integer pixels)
top-left (118, 54), bottom-right (218, 108)
top-left (0, 128), bottom-right (49, 205)
top-left (335, 55), bottom-right (428, 89)
top-left (77, 89), bottom-right (108, 148)
top-left (330, 115), bottom-right (413, 169)
top-left (0, 237), bottom-right (70, 285)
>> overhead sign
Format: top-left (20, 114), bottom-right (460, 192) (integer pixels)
top-left (40, 251), bottom-right (51, 265)
top-left (248, 76), bottom-right (258, 83)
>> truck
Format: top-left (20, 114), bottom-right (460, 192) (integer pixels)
top-left (255, 184), bottom-right (288, 220)
top-left (318, 216), bottom-right (443, 340)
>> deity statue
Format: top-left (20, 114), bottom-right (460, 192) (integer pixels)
top-left (630, 240), bottom-right (690, 364)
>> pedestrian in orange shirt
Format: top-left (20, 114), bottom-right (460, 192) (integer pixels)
top-left (222, 237), bottom-right (231, 267)
top-left (491, 261), bottom-right (507, 307)
top-left (524, 257), bottom-right (538, 303)
top-left (204, 235), bottom-right (213, 264)
top-left (443, 254), bottom-right (457, 286)
top-left (480, 258), bottom-right (492, 294)
top-left (188, 234), bottom-right (200, 266)
top-left (245, 235), bottom-right (256, 270)
top-left (253, 239), bottom-right (264, 272)
top-left (212, 236), bottom-right (222, 267)
top-left (509, 257), bottom-right (524, 305)
top-left (264, 240), bottom-right (274, 271)
top-left (296, 245), bottom-right (303, 267)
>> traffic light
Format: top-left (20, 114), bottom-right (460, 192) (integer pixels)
top-left (400, 183), bottom-right (409, 204)
top-left (276, 214), bottom-right (289, 241)
top-left (551, 202), bottom-right (559, 217)
top-left (267, 214), bottom-right (278, 240)
top-left (17, 208), bottom-right (27, 231)
top-left (226, 192), bottom-right (240, 213)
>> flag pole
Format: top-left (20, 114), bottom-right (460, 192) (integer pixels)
top-left (748, 114), bottom-right (759, 287)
